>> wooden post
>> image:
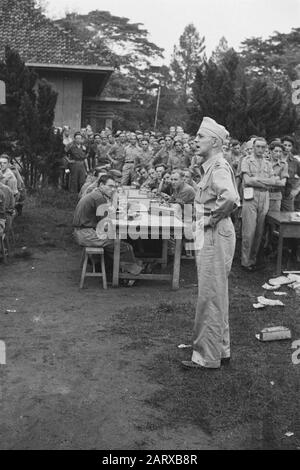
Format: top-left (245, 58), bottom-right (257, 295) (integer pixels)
top-left (0, 80), bottom-right (6, 105)
top-left (172, 238), bottom-right (182, 290)
top-left (113, 237), bottom-right (121, 287)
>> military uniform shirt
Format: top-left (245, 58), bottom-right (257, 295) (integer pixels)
top-left (195, 153), bottom-right (240, 226)
top-left (270, 159), bottom-right (289, 200)
top-left (240, 155), bottom-right (274, 187)
top-left (124, 145), bottom-right (142, 165)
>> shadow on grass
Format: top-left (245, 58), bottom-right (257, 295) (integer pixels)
top-left (111, 291), bottom-right (300, 449)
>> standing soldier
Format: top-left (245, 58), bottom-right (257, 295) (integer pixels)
top-left (281, 136), bottom-right (300, 211)
top-left (240, 137), bottom-right (275, 271)
top-left (153, 135), bottom-right (174, 167)
top-left (121, 134), bottom-right (141, 186)
top-left (67, 132), bottom-right (89, 193)
top-left (107, 132), bottom-right (126, 172)
top-left (268, 142), bottom-right (288, 212)
top-left (182, 117), bottom-right (240, 370)
top-left (139, 138), bottom-right (154, 168)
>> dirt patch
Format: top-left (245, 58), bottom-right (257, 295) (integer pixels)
top-left (0, 190), bottom-right (299, 449)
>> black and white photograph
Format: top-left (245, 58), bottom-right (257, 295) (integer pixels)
top-left (0, 0), bottom-right (300, 453)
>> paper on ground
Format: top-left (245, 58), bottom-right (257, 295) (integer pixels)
top-left (268, 276), bottom-right (291, 286)
top-left (274, 292), bottom-right (287, 296)
top-left (257, 296), bottom-right (284, 306)
top-left (262, 283), bottom-right (278, 290)
top-left (287, 273), bottom-right (300, 283)
top-left (253, 303), bottom-right (265, 309)
top-left (287, 282), bottom-right (300, 290)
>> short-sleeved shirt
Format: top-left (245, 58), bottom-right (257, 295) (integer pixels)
top-left (240, 155), bottom-right (274, 188)
top-left (108, 143), bottom-right (126, 171)
top-left (153, 146), bottom-right (173, 166)
top-left (195, 153), bottom-right (240, 226)
top-left (0, 182), bottom-right (15, 213)
top-left (140, 150), bottom-right (153, 168)
top-left (73, 190), bottom-right (110, 229)
top-left (269, 159), bottom-right (289, 200)
top-left (96, 144), bottom-right (112, 166)
top-left (124, 145), bottom-right (142, 165)
top-left (0, 168), bottom-right (18, 195)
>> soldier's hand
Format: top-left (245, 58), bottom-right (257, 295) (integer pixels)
top-left (290, 189), bottom-right (299, 198)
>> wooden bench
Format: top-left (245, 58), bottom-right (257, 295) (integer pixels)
top-left (80, 247), bottom-right (107, 289)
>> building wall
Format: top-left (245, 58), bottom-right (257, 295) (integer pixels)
top-left (38, 72), bottom-right (83, 132)
top-left (82, 99), bottom-right (115, 131)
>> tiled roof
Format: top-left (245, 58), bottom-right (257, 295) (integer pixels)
top-left (0, 0), bottom-right (109, 66)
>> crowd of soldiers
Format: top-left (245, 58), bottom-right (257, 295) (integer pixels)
top-left (62, 124), bottom-right (300, 269)
top-left (0, 153), bottom-right (26, 241)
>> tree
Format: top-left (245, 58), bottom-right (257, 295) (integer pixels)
top-left (0, 47), bottom-right (63, 187)
top-left (211, 36), bottom-right (230, 64)
top-left (240, 28), bottom-right (300, 86)
top-left (55, 11), bottom-right (164, 70)
top-left (188, 49), bottom-right (239, 133)
top-left (56, 11), bottom-right (165, 129)
top-left (36, 80), bottom-right (64, 185)
top-left (188, 49), bottom-right (299, 141)
top-left (170, 24), bottom-right (206, 105)
top-left (0, 46), bottom-right (37, 136)
top-left (34, 0), bottom-right (49, 13)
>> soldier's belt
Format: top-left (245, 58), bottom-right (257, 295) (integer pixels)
top-left (252, 187), bottom-right (268, 192)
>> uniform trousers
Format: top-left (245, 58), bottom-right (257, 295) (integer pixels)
top-left (241, 190), bottom-right (269, 267)
top-left (121, 163), bottom-right (136, 186)
top-left (69, 161), bottom-right (86, 193)
top-left (192, 217), bottom-right (236, 368)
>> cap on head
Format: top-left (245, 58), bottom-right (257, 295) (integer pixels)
top-left (245, 140), bottom-right (253, 149)
top-left (197, 117), bottom-right (229, 144)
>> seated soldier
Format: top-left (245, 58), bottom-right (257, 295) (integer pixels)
top-left (73, 174), bottom-right (143, 275)
top-left (182, 168), bottom-right (199, 191)
top-left (0, 180), bottom-right (15, 233)
top-left (155, 164), bottom-right (167, 180)
top-left (133, 165), bottom-right (148, 188)
top-left (0, 154), bottom-right (18, 198)
top-left (9, 161), bottom-right (26, 215)
top-left (169, 170), bottom-right (195, 205)
top-left (157, 170), bottom-right (173, 197)
top-left (140, 167), bottom-right (159, 191)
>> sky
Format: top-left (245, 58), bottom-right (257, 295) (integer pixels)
top-left (45, 0), bottom-right (300, 63)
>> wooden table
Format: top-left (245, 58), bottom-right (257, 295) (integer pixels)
top-left (111, 212), bottom-right (185, 290)
top-left (266, 211), bottom-right (300, 274)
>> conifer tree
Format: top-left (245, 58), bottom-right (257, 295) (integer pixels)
top-left (170, 24), bottom-right (206, 105)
